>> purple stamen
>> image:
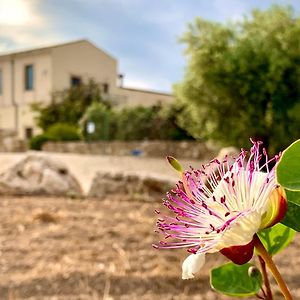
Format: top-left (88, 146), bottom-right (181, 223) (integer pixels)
top-left (154, 140), bottom-right (279, 253)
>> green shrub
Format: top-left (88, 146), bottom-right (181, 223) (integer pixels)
top-left (81, 102), bottom-right (113, 141)
top-left (114, 106), bottom-right (157, 141)
top-left (29, 134), bottom-right (49, 150)
top-left (31, 79), bottom-right (110, 131)
top-left (46, 123), bottom-right (80, 141)
top-left (113, 104), bottom-right (193, 141)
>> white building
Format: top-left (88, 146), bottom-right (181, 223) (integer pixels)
top-left (0, 40), bottom-right (173, 139)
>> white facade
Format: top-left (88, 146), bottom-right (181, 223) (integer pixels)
top-left (0, 40), bottom-right (173, 139)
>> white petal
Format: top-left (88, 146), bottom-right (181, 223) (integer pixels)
top-left (182, 253), bottom-right (205, 280)
top-left (218, 210), bottom-right (261, 249)
top-left (212, 170), bottom-right (268, 212)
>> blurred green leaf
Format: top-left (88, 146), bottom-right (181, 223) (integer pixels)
top-left (285, 189), bottom-right (300, 204)
top-left (281, 190), bottom-right (300, 231)
top-left (258, 223), bottom-right (295, 255)
top-left (277, 140), bottom-right (300, 191)
top-left (210, 263), bottom-right (262, 297)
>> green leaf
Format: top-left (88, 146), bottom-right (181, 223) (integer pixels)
top-left (210, 263), bottom-right (262, 297)
top-left (286, 189), bottom-right (300, 205)
top-left (281, 190), bottom-right (300, 231)
top-left (277, 140), bottom-right (300, 191)
top-left (258, 223), bottom-right (295, 255)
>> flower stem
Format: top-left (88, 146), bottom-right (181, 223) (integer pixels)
top-left (258, 255), bottom-right (273, 300)
top-left (254, 234), bottom-right (293, 300)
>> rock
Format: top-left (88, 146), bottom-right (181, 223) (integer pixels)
top-left (0, 154), bottom-right (82, 196)
top-left (88, 171), bottom-right (174, 200)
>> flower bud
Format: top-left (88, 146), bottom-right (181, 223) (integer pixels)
top-left (260, 186), bottom-right (287, 229)
top-left (166, 156), bottom-right (183, 173)
top-left (248, 266), bottom-right (260, 278)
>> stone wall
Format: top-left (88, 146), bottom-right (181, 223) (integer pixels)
top-left (0, 129), bottom-right (28, 152)
top-left (43, 141), bottom-right (218, 159)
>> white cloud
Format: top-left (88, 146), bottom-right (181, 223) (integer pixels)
top-left (0, 26), bottom-right (63, 52)
top-left (0, 0), bottom-right (42, 26)
top-left (0, 0), bottom-right (62, 52)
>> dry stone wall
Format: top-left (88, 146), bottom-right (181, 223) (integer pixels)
top-left (88, 171), bottom-right (174, 200)
top-left (43, 141), bottom-right (217, 160)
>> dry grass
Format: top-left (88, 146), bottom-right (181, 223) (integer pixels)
top-left (0, 195), bottom-right (299, 300)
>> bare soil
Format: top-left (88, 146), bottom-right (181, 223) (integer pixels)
top-left (0, 195), bottom-right (299, 300)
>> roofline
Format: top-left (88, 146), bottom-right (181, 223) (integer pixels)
top-left (120, 86), bottom-right (173, 96)
top-left (0, 39), bottom-right (116, 61)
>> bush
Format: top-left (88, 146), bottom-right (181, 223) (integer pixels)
top-left (29, 134), bottom-right (49, 150)
top-left (113, 106), bottom-right (157, 140)
top-left (81, 102), bottom-right (113, 141)
top-left (45, 123), bottom-right (80, 141)
top-left (157, 103), bottom-right (194, 140)
top-left (31, 79), bottom-right (110, 131)
top-left (113, 104), bottom-right (194, 141)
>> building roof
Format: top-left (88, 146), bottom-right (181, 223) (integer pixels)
top-left (0, 39), bottom-right (116, 60)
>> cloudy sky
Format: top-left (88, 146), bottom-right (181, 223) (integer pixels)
top-left (0, 0), bottom-right (299, 92)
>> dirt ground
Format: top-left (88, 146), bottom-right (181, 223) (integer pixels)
top-left (0, 195), bottom-right (299, 300)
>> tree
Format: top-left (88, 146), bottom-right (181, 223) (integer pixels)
top-left (175, 5), bottom-right (300, 154)
top-left (32, 79), bottom-right (110, 131)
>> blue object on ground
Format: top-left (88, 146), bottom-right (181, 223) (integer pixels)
top-left (131, 149), bottom-right (143, 156)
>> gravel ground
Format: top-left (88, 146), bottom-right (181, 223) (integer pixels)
top-left (0, 195), bottom-right (299, 300)
top-left (0, 152), bottom-right (298, 299)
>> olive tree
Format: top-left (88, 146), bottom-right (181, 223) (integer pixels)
top-left (176, 5), bottom-right (300, 154)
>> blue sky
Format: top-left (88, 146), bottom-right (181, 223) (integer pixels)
top-left (0, 0), bottom-right (299, 92)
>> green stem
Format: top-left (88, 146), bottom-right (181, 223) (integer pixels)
top-left (254, 234), bottom-right (293, 300)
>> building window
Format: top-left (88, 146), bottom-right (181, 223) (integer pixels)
top-left (25, 65), bottom-right (34, 90)
top-left (103, 83), bottom-right (109, 94)
top-left (0, 69), bottom-right (2, 94)
top-left (71, 76), bottom-right (82, 87)
top-left (25, 127), bottom-right (33, 139)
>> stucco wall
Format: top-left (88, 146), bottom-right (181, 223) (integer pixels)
top-left (0, 52), bottom-right (52, 137)
top-left (116, 87), bottom-right (174, 107)
top-left (13, 52), bottom-right (52, 105)
top-left (0, 60), bottom-right (13, 107)
top-left (0, 106), bottom-right (15, 130)
top-left (51, 41), bottom-right (118, 94)
top-left (18, 104), bottom-right (42, 139)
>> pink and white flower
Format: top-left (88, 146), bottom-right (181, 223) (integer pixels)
top-left (154, 140), bottom-right (287, 279)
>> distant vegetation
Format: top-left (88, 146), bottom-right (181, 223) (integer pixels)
top-left (31, 79), bottom-right (110, 131)
top-left (30, 81), bottom-right (193, 149)
top-left (31, 6), bottom-right (300, 154)
top-left (175, 5), bottom-right (300, 155)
